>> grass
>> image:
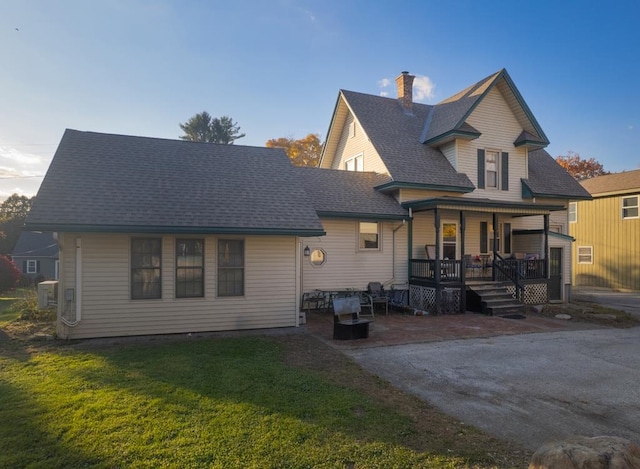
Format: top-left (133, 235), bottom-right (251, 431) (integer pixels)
top-left (0, 326), bottom-right (530, 468)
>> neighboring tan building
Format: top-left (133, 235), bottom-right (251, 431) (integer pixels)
top-left (570, 169), bottom-right (640, 291)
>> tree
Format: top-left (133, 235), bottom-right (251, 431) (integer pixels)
top-left (179, 111), bottom-right (245, 144)
top-left (0, 194), bottom-right (35, 255)
top-left (265, 133), bottom-right (323, 167)
top-left (555, 151), bottom-right (609, 181)
top-left (0, 255), bottom-right (20, 293)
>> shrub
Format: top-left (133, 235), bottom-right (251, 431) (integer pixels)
top-left (0, 256), bottom-right (21, 293)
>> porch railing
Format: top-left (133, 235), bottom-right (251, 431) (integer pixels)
top-left (410, 259), bottom-right (463, 283)
top-left (410, 258), bottom-right (546, 283)
top-left (494, 258), bottom-right (546, 280)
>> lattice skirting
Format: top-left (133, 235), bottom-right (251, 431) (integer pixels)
top-left (505, 282), bottom-right (548, 304)
top-left (409, 285), bottom-right (461, 314)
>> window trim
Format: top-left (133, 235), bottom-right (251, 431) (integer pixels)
top-left (358, 221), bottom-right (380, 251)
top-left (26, 259), bottom-right (38, 274)
top-left (577, 245), bottom-right (593, 264)
top-left (622, 195), bottom-right (639, 220)
top-left (345, 153), bottom-right (363, 172)
top-left (131, 238), bottom-right (162, 300)
top-left (485, 149), bottom-right (500, 190)
top-left (175, 238), bottom-right (205, 299)
top-left (217, 239), bottom-right (245, 297)
top-left (568, 202), bottom-right (577, 223)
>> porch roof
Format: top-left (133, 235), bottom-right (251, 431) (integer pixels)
top-left (401, 196), bottom-right (564, 215)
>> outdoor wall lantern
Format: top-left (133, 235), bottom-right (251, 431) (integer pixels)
top-left (303, 246), bottom-right (311, 256)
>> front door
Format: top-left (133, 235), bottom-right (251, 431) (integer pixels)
top-left (549, 247), bottom-right (563, 301)
top-left (441, 222), bottom-right (458, 259)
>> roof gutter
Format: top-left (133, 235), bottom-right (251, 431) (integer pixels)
top-left (23, 223), bottom-right (326, 237)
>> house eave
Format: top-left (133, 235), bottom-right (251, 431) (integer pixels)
top-left (23, 223), bottom-right (327, 237)
top-left (423, 129), bottom-right (481, 147)
top-left (521, 179), bottom-right (592, 200)
top-left (514, 139), bottom-right (548, 149)
top-left (316, 211), bottom-right (407, 221)
top-left (375, 181), bottom-right (475, 194)
top-left (402, 196), bottom-right (565, 214)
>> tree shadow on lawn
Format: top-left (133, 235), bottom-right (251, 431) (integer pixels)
top-left (0, 381), bottom-right (102, 468)
top-left (63, 333), bottom-right (530, 468)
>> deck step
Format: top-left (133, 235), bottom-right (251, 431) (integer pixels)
top-left (467, 282), bottom-right (523, 316)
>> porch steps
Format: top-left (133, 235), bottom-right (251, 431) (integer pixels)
top-left (466, 282), bottom-right (523, 316)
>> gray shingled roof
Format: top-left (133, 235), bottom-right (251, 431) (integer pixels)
top-left (524, 149), bottom-right (592, 199)
top-left (12, 231), bottom-right (58, 258)
top-left (296, 168), bottom-right (407, 218)
top-left (26, 130), bottom-right (325, 235)
top-left (341, 90), bottom-right (475, 190)
top-left (580, 169), bottom-right (640, 196)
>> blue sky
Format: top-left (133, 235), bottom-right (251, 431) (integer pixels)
top-left (1, 0), bottom-right (639, 199)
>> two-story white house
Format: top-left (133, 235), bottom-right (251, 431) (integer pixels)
top-left (25, 69), bottom-right (590, 339)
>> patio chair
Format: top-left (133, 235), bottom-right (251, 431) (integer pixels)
top-left (367, 282), bottom-right (389, 315)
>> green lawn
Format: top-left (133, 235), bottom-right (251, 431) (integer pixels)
top-left (0, 290), bottom-right (25, 326)
top-left (0, 332), bottom-right (528, 468)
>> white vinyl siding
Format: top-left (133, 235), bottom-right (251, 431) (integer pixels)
top-left (460, 86), bottom-right (527, 201)
top-left (56, 233), bottom-right (299, 339)
top-left (440, 141), bottom-right (457, 170)
top-left (301, 218), bottom-right (408, 292)
top-left (330, 112), bottom-right (389, 175)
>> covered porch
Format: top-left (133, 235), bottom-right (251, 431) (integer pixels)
top-left (403, 197), bottom-right (565, 315)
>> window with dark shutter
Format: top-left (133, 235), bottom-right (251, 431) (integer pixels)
top-left (501, 152), bottom-right (509, 191)
top-left (477, 149), bottom-right (485, 189)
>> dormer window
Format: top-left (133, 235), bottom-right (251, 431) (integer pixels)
top-left (345, 153), bottom-right (363, 171)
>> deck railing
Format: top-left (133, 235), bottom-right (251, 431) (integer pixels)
top-left (410, 258), bottom-right (546, 282)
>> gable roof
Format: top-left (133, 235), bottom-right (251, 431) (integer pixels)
top-left (295, 168), bottom-right (407, 220)
top-left (579, 169), bottom-right (640, 197)
top-left (12, 231), bottom-right (58, 258)
top-left (523, 149), bottom-right (592, 200)
top-left (26, 130), bottom-right (325, 236)
top-left (422, 69), bottom-right (549, 148)
top-left (338, 90), bottom-right (475, 192)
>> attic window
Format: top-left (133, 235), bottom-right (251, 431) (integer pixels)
top-left (349, 121), bottom-right (356, 138)
top-left (345, 154), bottom-right (363, 172)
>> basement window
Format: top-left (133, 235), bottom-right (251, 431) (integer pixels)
top-left (577, 246), bottom-right (593, 264)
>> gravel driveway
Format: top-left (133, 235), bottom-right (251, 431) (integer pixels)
top-left (345, 327), bottom-right (640, 450)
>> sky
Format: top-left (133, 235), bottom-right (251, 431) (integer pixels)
top-left (1, 0), bottom-right (639, 200)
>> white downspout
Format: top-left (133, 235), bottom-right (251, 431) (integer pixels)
top-left (61, 236), bottom-right (81, 327)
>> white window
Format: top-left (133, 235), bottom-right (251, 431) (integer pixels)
top-left (26, 260), bottom-right (38, 274)
top-left (568, 202), bottom-right (577, 223)
top-left (358, 221), bottom-right (379, 250)
top-left (218, 239), bottom-right (244, 297)
top-left (486, 150), bottom-right (499, 189)
top-left (622, 196), bottom-right (639, 219)
top-left (577, 246), bottom-right (593, 264)
top-left (349, 121), bottom-right (356, 138)
top-left (345, 154), bottom-right (363, 172)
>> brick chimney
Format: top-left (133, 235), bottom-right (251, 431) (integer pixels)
top-left (396, 71), bottom-right (415, 110)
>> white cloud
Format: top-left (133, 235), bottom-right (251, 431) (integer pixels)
top-left (378, 78), bottom-right (391, 88)
top-left (413, 75), bottom-right (435, 102)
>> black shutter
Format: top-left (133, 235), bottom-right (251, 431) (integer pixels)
top-left (501, 152), bottom-right (509, 191)
top-left (477, 149), bottom-right (485, 189)
top-left (480, 222), bottom-right (488, 254)
top-left (23, 260), bottom-right (27, 273)
top-left (504, 222), bottom-right (512, 254)
top-left (36, 260), bottom-right (41, 273)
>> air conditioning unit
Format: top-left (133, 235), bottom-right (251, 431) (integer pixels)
top-left (37, 281), bottom-right (59, 309)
